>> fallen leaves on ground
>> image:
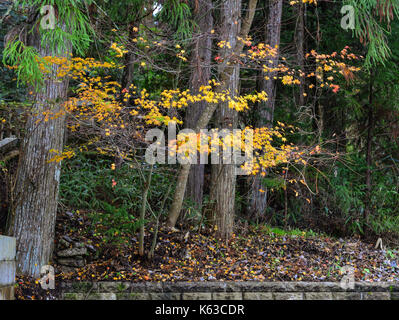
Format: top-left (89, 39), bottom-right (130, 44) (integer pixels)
top-left (57, 217), bottom-right (399, 284)
top-left (15, 211), bottom-right (399, 300)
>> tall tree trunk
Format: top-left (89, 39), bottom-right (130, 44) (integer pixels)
top-left (121, 20), bottom-right (136, 92)
top-left (7, 15), bottom-right (70, 277)
top-left (185, 0), bottom-right (213, 208)
top-left (296, 1), bottom-right (305, 107)
top-left (209, 0), bottom-right (241, 239)
top-left (139, 165), bottom-right (153, 256)
top-left (249, 0), bottom-right (283, 218)
top-left (364, 75), bottom-right (374, 234)
top-left (167, 0), bottom-right (258, 229)
top-left (121, 2), bottom-right (153, 101)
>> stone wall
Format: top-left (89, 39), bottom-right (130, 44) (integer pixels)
top-left (0, 236), bottom-right (16, 300)
top-left (61, 281), bottom-right (399, 300)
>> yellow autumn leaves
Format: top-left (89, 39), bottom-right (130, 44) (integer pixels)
top-left (110, 42), bottom-right (128, 58)
top-left (290, 0), bottom-right (317, 5)
top-left (41, 54), bottom-right (278, 166)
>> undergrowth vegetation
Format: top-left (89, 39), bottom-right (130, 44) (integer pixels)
top-left (58, 151), bottom-right (399, 247)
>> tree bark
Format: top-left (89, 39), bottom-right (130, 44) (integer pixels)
top-left (185, 0), bottom-right (213, 208)
top-left (209, 0), bottom-right (242, 239)
top-left (364, 75), bottom-right (374, 233)
top-left (296, 1), bottom-right (305, 107)
top-left (121, 2), bottom-right (151, 92)
top-left (139, 165), bottom-right (153, 256)
top-left (121, 20), bottom-right (136, 92)
top-left (249, 0), bottom-right (283, 218)
top-left (7, 15), bottom-right (70, 277)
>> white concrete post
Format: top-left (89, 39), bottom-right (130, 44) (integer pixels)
top-left (0, 235), bottom-right (16, 300)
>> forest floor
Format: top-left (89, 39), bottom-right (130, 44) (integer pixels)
top-left (14, 210), bottom-right (399, 300)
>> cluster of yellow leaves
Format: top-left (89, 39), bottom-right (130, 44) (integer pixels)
top-left (110, 43), bottom-right (128, 58)
top-left (289, 0), bottom-right (317, 5)
top-left (67, 78), bottom-right (124, 123)
top-left (282, 75), bottom-right (300, 86)
top-left (228, 91), bottom-right (268, 112)
top-left (226, 39), bottom-right (362, 95)
top-left (256, 46), bottom-right (362, 94)
top-left (247, 43), bottom-right (279, 61)
top-left (176, 49), bottom-right (187, 62)
top-left (305, 46), bottom-right (362, 92)
top-left (250, 125), bottom-right (297, 175)
top-left (48, 148), bottom-right (75, 163)
top-left (217, 40), bottom-right (232, 49)
top-left (166, 124), bottom-right (297, 175)
top-left (36, 56), bottom-right (130, 152)
top-left (32, 109), bottom-right (66, 125)
top-left (41, 55), bottom-right (116, 80)
top-left (133, 80), bottom-right (268, 126)
top-left (237, 36), bottom-right (254, 48)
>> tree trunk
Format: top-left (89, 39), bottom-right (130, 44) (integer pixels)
top-left (364, 75), bottom-right (374, 233)
top-left (121, 21), bottom-right (136, 92)
top-left (7, 18), bottom-right (70, 277)
top-left (208, 0), bottom-right (243, 239)
top-left (185, 0), bottom-right (213, 208)
top-left (139, 165), bottom-right (153, 256)
top-left (296, 1), bottom-right (305, 107)
top-left (249, 0), bottom-right (283, 218)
